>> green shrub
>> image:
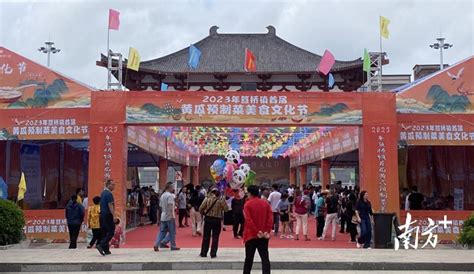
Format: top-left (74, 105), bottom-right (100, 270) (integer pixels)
top-left (0, 200), bottom-right (25, 245)
top-left (458, 214), bottom-right (474, 248)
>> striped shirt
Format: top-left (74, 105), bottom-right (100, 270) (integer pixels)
top-left (199, 195), bottom-right (228, 218)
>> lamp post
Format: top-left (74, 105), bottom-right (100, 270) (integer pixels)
top-left (38, 41), bottom-right (61, 67)
top-left (429, 38), bottom-right (453, 70)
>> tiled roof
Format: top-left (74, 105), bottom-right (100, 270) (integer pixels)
top-left (138, 26), bottom-right (362, 74)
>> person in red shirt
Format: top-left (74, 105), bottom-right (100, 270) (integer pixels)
top-left (243, 185), bottom-right (273, 274)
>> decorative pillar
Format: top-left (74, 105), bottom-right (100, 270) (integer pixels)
top-left (192, 166), bottom-right (200, 185)
top-left (359, 93), bottom-right (399, 214)
top-left (88, 92), bottom-right (127, 225)
top-left (159, 158), bottom-right (168, 191)
top-left (182, 165), bottom-right (190, 185)
top-left (289, 167), bottom-right (297, 186)
top-left (321, 159), bottom-right (331, 188)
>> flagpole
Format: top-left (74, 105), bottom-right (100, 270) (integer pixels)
top-left (379, 16), bottom-right (383, 92)
top-left (107, 23), bottom-right (111, 91)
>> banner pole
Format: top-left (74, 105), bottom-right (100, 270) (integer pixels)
top-left (107, 25), bottom-right (111, 90)
top-left (379, 16), bottom-right (383, 92)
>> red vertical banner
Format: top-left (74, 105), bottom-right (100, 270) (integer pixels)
top-left (88, 93), bottom-right (127, 224)
top-left (360, 93), bottom-right (400, 214)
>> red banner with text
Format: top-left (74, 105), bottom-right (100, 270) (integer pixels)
top-left (398, 114), bottom-right (474, 146)
top-left (126, 91), bottom-right (363, 125)
top-left (23, 210), bottom-right (87, 241)
top-left (0, 108), bottom-right (90, 140)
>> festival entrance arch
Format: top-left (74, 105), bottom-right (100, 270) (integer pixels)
top-left (87, 91), bottom-right (400, 223)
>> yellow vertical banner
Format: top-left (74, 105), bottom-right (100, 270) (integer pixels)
top-left (380, 16), bottom-right (390, 39)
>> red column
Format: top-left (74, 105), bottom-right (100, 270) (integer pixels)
top-left (182, 165), bottom-right (190, 185)
top-left (159, 158), bottom-right (168, 191)
top-left (321, 159), bottom-right (331, 188)
top-left (191, 166), bottom-right (200, 186)
top-left (359, 93), bottom-right (399, 214)
top-left (289, 168), bottom-right (297, 186)
top-left (88, 92), bottom-right (127, 224)
top-left (298, 165), bottom-right (307, 188)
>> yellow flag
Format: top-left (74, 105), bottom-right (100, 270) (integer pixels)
top-left (380, 16), bottom-right (390, 39)
top-left (127, 47), bottom-right (140, 71)
top-left (17, 172), bottom-right (27, 201)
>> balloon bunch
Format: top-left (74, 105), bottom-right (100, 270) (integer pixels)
top-left (210, 150), bottom-right (256, 192)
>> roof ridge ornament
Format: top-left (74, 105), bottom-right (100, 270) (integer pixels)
top-left (266, 25), bottom-right (276, 36)
top-left (210, 26), bottom-right (219, 36)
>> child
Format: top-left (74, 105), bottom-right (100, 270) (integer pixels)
top-left (276, 193), bottom-right (291, 238)
top-left (87, 196), bottom-right (101, 248)
top-left (110, 218), bottom-right (124, 248)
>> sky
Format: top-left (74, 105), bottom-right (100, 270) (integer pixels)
top-left (0, 0), bottom-right (472, 89)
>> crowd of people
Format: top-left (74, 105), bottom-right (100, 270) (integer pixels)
top-left (258, 183), bottom-right (375, 248)
top-left (64, 179), bottom-right (377, 273)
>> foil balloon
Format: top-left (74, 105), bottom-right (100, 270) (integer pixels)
top-left (244, 170), bottom-right (256, 187)
top-left (230, 169), bottom-right (246, 189)
top-left (223, 162), bottom-right (235, 182)
top-left (239, 163), bottom-right (251, 176)
top-left (211, 159), bottom-right (225, 177)
top-left (225, 150), bottom-right (240, 165)
top-left (217, 179), bottom-right (227, 194)
top-left (210, 169), bottom-right (219, 182)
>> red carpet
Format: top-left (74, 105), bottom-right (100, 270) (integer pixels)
top-left (123, 217), bottom-right (355, 248)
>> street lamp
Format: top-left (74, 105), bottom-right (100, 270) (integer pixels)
top-left (429, 38), bottom-right (452, 70)
top-left (38, 41), bottom-right (61, 67)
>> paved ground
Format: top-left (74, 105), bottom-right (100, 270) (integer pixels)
top-left (5, 270), bottom-right (472, 274)
top-left (122, 219), bottom-right (356, 248)
top-left (1, 248), bottom-right (473, 272)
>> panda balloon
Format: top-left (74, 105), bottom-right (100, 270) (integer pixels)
top-left (239, 163), bottom-right (251, 176)
top-left (231, 169), bottom-right (246, 189)
top-left (225, 150), bottom-right (241, 165)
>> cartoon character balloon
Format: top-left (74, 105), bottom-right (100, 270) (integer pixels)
top-left (244, 170), bottom-right (256, 187)
top-left (210, 159), bottom-right (226, 181)
top-left (231, 169), bottom-right (246, 189)
top-left (225, 150), bottom-right (240, 165)
top-left (223, 162), bottom-right (235, 182)
top-left (239, 163), bottom-right (251, 176)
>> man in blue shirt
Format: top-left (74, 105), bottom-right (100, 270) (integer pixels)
top-left (97, 179), bottom-right (117, 256)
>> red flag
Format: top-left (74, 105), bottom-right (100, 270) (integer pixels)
top-left (108, 9), bottom-right (120, 30)
top-left (317, 50), bottom-right (335, 75)
top-left (245, 48), bottom-right (256, 72)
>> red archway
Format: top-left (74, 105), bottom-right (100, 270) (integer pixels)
top-left (87, 91), bottom-right (400, 223)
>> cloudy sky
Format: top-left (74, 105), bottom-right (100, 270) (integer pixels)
top-left (1, 0), bottom-right (472, 89)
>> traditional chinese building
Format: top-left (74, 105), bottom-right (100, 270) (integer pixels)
top-left (97, 26), bottom-right (366, 92)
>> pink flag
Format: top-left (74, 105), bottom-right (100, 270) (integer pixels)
top-left (317, 50), bottom-right (335, 75)
top-left (108, 9), bottom-right (120, 30)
